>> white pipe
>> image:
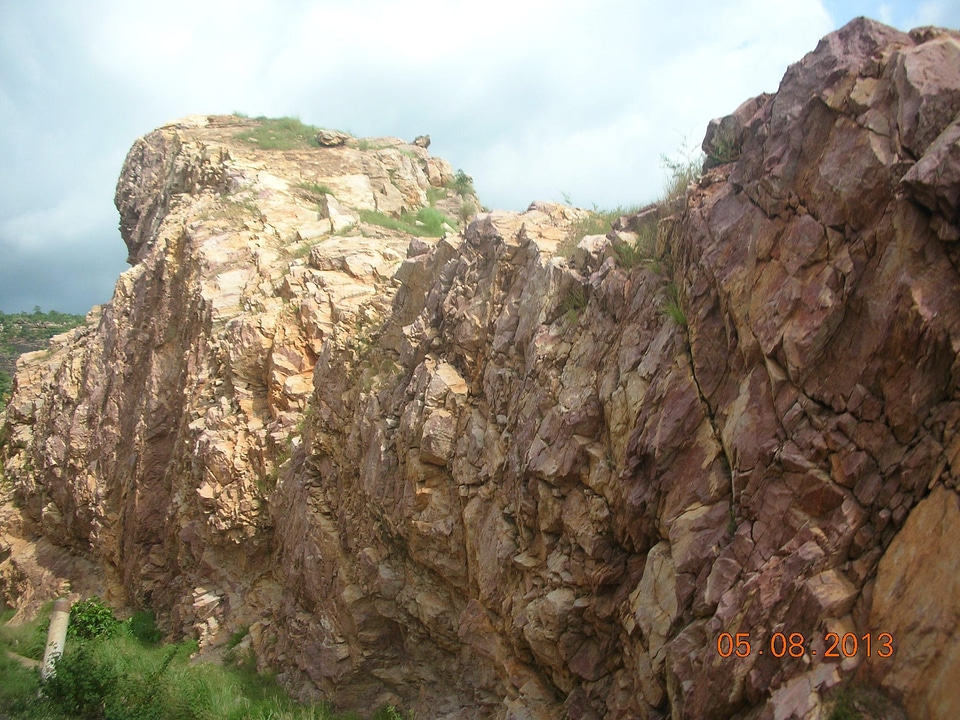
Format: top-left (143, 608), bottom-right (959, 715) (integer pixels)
top-left (41, 598), bottom-right (71, 680)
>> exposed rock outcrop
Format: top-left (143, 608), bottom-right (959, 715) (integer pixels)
top-left (2, 17), bottom-right (960, 720)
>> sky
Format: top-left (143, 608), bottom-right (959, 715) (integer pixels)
top-left (1, 0), bottom-right (957, 314)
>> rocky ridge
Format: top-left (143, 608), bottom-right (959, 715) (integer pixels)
top-left (2, 17), bottom-right (960, 720)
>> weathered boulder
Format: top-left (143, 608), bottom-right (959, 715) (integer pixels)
top-left (316, 129), bottom-right (352, 147)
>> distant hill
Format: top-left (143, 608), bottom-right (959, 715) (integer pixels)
top-left (0, 308), bottom-right (86, 408)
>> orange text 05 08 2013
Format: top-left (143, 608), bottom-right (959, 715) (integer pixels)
top-left (715, 631), bottom-right (894, 660)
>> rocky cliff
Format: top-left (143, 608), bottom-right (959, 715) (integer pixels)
top-left (2, 17), bottom-right (960, 720)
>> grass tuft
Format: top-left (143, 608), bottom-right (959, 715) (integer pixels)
top-left (611, 221), bottom-right (658, 270)
top-left (359, 207), bottom-right (455, 237)
top-left (425, 187), bottom-right (447, 206)
top-left (559, 204), bottom-right (642, 258)
top-left (707, 135), bottom-right (740, 166)
top-left (660, 143), bottom-right (703, 210)
top-left (458, 200), bottom-right (476, 223)
top-left (561, 285), bottom-right (588, 324)
top-left (295, 181), bottom-right (335, 197)
top-left (235, 117), bottom-right (321, 150)
top-left (226, 626), bottom-right (250, 650)
top-left (662, 283), bottom-right (687, 326)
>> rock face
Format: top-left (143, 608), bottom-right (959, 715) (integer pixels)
top-left (2, 18), bottom-right (960, 720)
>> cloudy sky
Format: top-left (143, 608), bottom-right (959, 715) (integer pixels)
top-left (1, 0), bottom-right (957, 314)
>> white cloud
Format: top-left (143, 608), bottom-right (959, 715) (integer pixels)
top-left (911, 0), bottom-right (960, 25)
top-left (0, 194), bottom-right (115, 251)
top-left (443, 0), bottom-right (835, 207)
top-left (1, 0), bottom-right (918, 312)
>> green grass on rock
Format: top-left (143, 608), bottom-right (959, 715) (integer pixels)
top-left (235, 117), bottom-right (322, 150)
top-left (359, 207), bottom-right (455, 237)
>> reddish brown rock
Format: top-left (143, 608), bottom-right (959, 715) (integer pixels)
top-left (866, 486), bottom-right (960, 720)
top-left (3, 18), bottom-right (960, 720)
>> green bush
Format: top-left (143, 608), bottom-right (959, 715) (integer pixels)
top-left (0, 652), bottom-right (41, 715)
top-left (371, 707), bottom-right (408, 720)
top-left (458, 200), bottom-right (476, 223)
top-left (42, 643), bottom-right (125, 719)
top-left (69, 598), bottom-right (122, 641)
top-left (127, 611), bottom-right (162, 645)
top-left (413, 207), bottom-right (455, 234)
top-left (706, 134), bottom-right (740, 165)
top-left (0, 368), bottom-right (11, 407)
top-left (1, 600), bottom-right (413, 719)
top-left (446, 169), bottom-right (475, 196)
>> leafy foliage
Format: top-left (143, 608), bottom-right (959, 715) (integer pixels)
top-left (425, 186), bottom-right (447, 206)
top-left (0, 369), bottom-right (10, 407)
top-left (0, 603), bottom-right (406, 719)
top-left (127, 612), bottom-right (162, 645)
top-left (445, 169), bottom-right (475, 196)
top-left (706, 134), bottom-right (740, 165)
top-left (458, 200), bottom-right (477, 223)
top-left (41, 643), bottom-right (126, 719)
top-left (0, 652), bottom-right (42, 716)
top-left (68, 598), bottom-right (122, 641)
top-left (371, 707), bottom-right (412, 720)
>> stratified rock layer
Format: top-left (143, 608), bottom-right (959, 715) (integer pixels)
top-left (3, 18), bottom-right (960, 720)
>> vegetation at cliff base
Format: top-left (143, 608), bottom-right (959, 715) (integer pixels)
top-left (0, 601), bottom-right (409, 720)
top-left (0, 308), bottom-right (86, 411)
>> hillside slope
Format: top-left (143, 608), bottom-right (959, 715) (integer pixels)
top-left (0, 310), bottom-right (86, 410)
